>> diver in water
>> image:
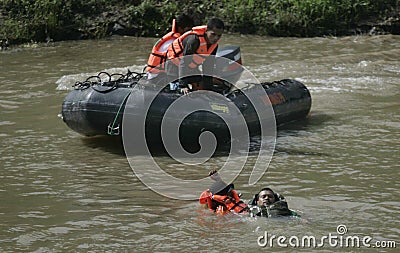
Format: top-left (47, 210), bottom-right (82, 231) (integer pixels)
top-left (200, 170), bottom-right (299, 217)
top-left (248, 187), bottom-right (300, 218)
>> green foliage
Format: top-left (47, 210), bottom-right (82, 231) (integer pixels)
top-left (217, 0), bottom-right (269, 34)
top-left (0, 0), bottom-right (398, 44)
top-left (265, 0), bottom-right (369, 35)
top-left (125, 0), bottom-right (164, 36)
top-left (1, 0), bottom-right (79, 43)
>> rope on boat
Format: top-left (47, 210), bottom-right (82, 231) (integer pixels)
top-left (71, 69), bottom-right (145, 135)
top-left (107, 89), bottom-right (133, 136)
top-left (72, 69), bottom-right (146, 93)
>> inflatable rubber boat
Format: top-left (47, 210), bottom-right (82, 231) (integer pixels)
top-left (61, 46), bottom-right (311, 146)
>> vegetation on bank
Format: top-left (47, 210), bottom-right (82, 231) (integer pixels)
top-left (1, 0), bottom-right (399, 45)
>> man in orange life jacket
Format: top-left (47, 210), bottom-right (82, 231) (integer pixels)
top-left (165, 18), bottom-right (224, 94)
top-left (145, 14), bottom-right (194, 83)
top-left (199, 170), bottom-right (249, 215)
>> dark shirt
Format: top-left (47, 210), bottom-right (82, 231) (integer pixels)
top-left (178, 34), bottom-right (218, 87)
top-left (249, 201), bottom-right (300, 218)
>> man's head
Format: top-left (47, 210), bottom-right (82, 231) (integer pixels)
top-left (257, 188), bottom-right (277, 207)
top-left (176, 14), bottom-right (194, 34)
top-left (209, 180), bottom-right (234, 196)
top-left (205, 18), bottom-right (224, 44)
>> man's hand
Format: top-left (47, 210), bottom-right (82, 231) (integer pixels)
top-left (209, 169), bottom-right (222, 182)
top-left (180, 87), bottom-right (190, 94)
top-left (208, 170), bottom-right (218, 177)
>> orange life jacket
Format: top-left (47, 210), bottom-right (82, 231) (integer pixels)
top-left (166, 25), bottom-right (218, 69)
top-left (199, 190), bottom-right (248, 215)
top-left (145, 19), bottom-right (180, 73)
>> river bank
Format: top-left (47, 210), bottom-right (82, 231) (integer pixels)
top-left (0, 0), bottom-right (399, 47)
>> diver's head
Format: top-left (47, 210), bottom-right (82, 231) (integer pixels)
top-left (257, 188), bottom-right (276, 207)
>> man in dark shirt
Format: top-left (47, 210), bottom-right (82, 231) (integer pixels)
top-left (166, 18), bottom-right (224, 94)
